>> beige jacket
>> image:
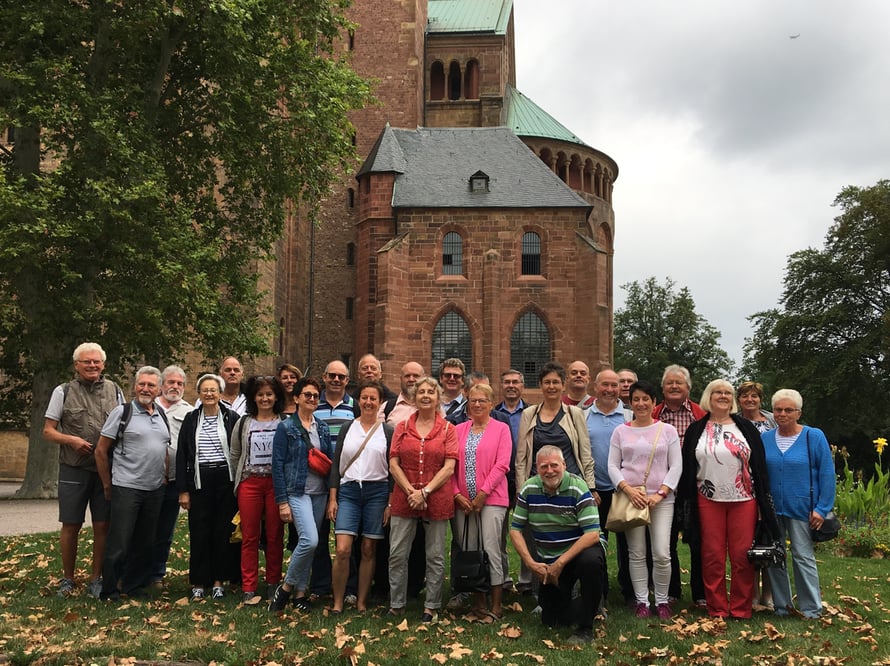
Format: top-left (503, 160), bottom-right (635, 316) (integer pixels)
top-left (514, 403), bottom-right (595, 492)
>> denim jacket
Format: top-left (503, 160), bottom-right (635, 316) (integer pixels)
top-left (272, 413), bottom-right (333, 504)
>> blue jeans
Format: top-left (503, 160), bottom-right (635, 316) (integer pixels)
top-left (767, 515), bottom-right (822, 618)
top-left (283, 494), bottom-right (320, 592)
top-left (335, 481), bottom-right (389, 539)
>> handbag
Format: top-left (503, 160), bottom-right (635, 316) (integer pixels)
top-left (307, 446), bottom-right (332, 477)
top-left (450, 514), bottom-right (490, 593)
top-left (806, 430), bottom-right (841, 542)
top-left (605, 423), bottom-right (662, 532)
top-left (746, 520), bottom-right (785, 569)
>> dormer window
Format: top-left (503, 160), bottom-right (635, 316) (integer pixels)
top-left (469, 170), bottom-right (489, 193)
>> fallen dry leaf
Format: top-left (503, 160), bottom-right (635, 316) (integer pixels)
top-left (497, 625), bottom-right (522, 639)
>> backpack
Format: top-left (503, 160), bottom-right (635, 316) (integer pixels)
top-left (111, 402), bottom-right (170, 457)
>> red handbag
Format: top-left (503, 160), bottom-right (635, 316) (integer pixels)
top-left (307, 447), bottom-right (332, 477)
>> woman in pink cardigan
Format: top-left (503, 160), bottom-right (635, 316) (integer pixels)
top-left (452, 383), bottom-right (513, 620)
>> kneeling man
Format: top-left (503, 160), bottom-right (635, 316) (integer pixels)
top-left (510, 445), bottom-right (604, 643)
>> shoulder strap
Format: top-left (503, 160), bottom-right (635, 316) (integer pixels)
top-left (642, 423), bottom-right (663, 485)
top-left (341, 421), bottom-right (382, 477)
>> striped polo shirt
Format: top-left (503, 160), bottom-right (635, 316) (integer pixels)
top-left (316, 392), bottom-right (357, 439)
top-left (511, 471), bottom-right (600, 563)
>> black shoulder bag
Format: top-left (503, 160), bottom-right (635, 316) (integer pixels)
top-left (806, 429), bottom-right (841, 542)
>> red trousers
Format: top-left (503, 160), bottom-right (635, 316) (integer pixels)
top-left (237, 476), bottom-right (283, 592)
top-left (696, 495), bottom-right (757, 618)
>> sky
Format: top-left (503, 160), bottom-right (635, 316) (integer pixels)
top-left (512, 0), bottom-right (890, 367)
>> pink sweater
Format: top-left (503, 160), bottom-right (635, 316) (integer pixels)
top-left (452, 419), bottom-right (512, 507)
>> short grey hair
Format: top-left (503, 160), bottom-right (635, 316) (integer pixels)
top-left (772, 388), bottom-right (803, 410)
top-left (135, 366), bottom-right (162, 384)
top-left (410, 376), bottom-right (443, 402)
top-left (535, 445), bottom-right (565, 463)
top-left (161, 365), bottom-right (187, 382)
top-left (73, 342), bottom-right (106, 362)
top-left (196, 373), bottom-right (225, 393)
top-left (662, 364), bottom-right (692, 390)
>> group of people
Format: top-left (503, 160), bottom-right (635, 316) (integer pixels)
top-left (44, 343), bottom-right (836, 644)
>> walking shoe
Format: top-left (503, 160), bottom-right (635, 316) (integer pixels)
top-left (634, 602), bottom-right (651, 618)
top-left (242, 591), bottom-right (257, 603)
top-left (88, 578), bottom-right (103, 599)
top-left (446, 592), bottom-right (471, 610)
top-left (268, 584), bottom-right (291, 612)
top-left (656, 603), bottom-right (673, 620)
top-left (191, 587), bottom-right (205, 601)
top-left (567, 628), bottom-right (594, 644)
top-left (420, 610), bottom-right (437, 624)
top-left (211, 586), bottom-right (225, 600)
top-left (57, 578), bottom-right (77, 598)
top-left (292, 595), bottom-right (311, 612)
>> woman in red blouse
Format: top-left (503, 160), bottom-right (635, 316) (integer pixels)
top-left (388, 376), bottom-right (458, 622)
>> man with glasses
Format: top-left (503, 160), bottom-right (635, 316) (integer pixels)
top-left (312, 360), bottom-right (359, 598)
top-left (438, 358), bottom-right (467, 416)
top-left (43, 342), bottom-right (124, 598)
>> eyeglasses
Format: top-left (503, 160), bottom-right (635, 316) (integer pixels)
top-left (442, 372), bottom-right (463, 380)
top-left (468, 398), bottom-right (491, 405)
top-left (300, 391), bottom-right (320, 401)
top-left (326, 373), bottom-right (347, 381)
top-left (76, 359), bottom-right (103, 365)
top-left (774, 407), bottom-right (800, 413)
top-left (200, 389), bottom-right (220, 395)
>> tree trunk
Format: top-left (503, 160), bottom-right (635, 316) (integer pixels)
top-left (15, 367), bottom-right (61, 499)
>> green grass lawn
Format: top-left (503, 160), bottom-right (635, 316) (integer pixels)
top-left (1, 516), bottom-right (888, 665)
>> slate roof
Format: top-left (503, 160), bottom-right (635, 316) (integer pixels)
top-left (503, 85), bottom-right (589, 148)
top-left (358, 125), bottom-right (590, 210)
top-left (427, 0), bottom-right (512, 35)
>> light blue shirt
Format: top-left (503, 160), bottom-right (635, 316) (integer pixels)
top-left (586, 399), bottom-right (627, 490)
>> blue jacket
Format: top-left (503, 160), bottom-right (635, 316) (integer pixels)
top-left (272, 413), bottom-right (333, 503)
top-left (762, 425), bottom-right (836, 522)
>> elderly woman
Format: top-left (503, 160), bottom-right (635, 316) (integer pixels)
top-left (515, 362), bottom-right (596, 492)
top-left (737, 381), bottom-right (777, 434)
top-left (389, 377), bottom-right (457, 622)
top-left (177, 374), bottom-right (240, 601)
top-left (452, 383), bottom-right (512, 620)
top-left (678, 379), bottom-right (780, 620)
top-left (229, 375), bottom-right (286, 602)
top-left (277, 363), bottom-right (303, 417)
top-left (269, 377), bottom-right (333, 612)
top-left (609, 380), bottom-right (682, 619)
top-left (327, 381), bottom-right (394, 613)
top-left (762, 389), bottom-right (835, 619)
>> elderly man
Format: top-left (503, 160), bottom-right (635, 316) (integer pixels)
top-left (148, 365), bottom-right (193, 587)
top-left (586, 369), bottom-right (627, 607)
top-left (95, 367), bottom-right (170, 599)
top-left (617, 369), bottom-right (637, 420)
top-left (654, 364), bottom-right (706, 606)
top-left (354, 353), bottom-right (397, 401)
top-left (381, 361), bottom-right (425, 424)
top-left (438, 358), bottom-right (467, 416)
top-left (510, 445), bottom-right (604, 644)
top-left (562, 360), bottom-right (595, 410)
top-left (43, 342), bottom-right (124, 598)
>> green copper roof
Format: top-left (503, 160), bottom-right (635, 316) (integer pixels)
top-left (427, 0), bottom-right (512, 35)
top-left (503, 85), bottom-right (589, 148)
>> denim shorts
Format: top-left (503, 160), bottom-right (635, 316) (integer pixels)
top-left (334, 480), bottom-right (388, 539)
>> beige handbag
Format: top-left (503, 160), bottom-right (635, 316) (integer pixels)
top-left (605, 424), bottom-right (662, 532)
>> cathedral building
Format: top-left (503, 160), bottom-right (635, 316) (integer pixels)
top-left (273, 0), bottom-right (618, 385)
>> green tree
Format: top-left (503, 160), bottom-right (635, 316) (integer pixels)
top-left (614, 277), bottom-right (735, 393)
top-left (742, 180), bottom-right (890, 468)
top-left (0, 0), bottom-right (371, 496)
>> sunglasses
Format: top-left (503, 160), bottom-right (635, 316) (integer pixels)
top-left (300, 391), bottom-right (320, 401)
top-left (326, 373), bottom-right (347, 381)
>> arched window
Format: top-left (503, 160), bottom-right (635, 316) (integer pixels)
top-left (346, 242), bottom-right (355, 266)
top-left (347, 188), bottom-right (355, 208)
top-left (521, 231), bottom-right (541, 275)
top-left (430, 61), bottom-right (445, 100)
top-left (510, 313), bottom-right (550, 379)
top-left (448, 61), bottom-right (462, 101)
top-left (464, 59), bottom-right (480, 99)
top-left (432, 311), bottom-right (471, 373)
top-left (442, 231), bottom-right (463, 275)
